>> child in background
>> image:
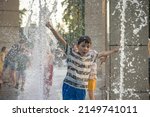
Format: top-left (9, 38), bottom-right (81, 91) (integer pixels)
top-left (43, 50), bottom-right (54, 99)
top-left (3, 40), bottom-right (26, 87)
top-left (73, 44), bottom-right (110, 100)
top-left (48, 52), bottom-right (54, 86)
top-left (0, 47), bottom-right (7, 87)
top-left (88, 60), bottom-right (97, 100)
top-left (44, 50), bottom-right (54, 86)
top-left (88, 48), bottom-right (116, 100)
top-left (15, 48), bottom-right (30, 91)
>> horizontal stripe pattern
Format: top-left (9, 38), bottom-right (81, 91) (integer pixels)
top-left (64, 44), bottom-right (98, 89)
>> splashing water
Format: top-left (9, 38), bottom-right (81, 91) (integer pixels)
top-left (18, 0), bottom-right (59, 99)
top-left (119, 0), bottom-right (126, 100)
top-left (112, 0), bottom-right (147, 99)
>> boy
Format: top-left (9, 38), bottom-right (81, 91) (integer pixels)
top-left (15, 48), bottom-right (30, 91)
top-left (3, 40), bottom-right (26, 87)
top-left (46, 22), bottom-right (118, 100)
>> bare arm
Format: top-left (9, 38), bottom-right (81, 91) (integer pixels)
top-left (98, 48), bottom-right (119, 58)
top-left (46, 22), bottom-right (67, 46)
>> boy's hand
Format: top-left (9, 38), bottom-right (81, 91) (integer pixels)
top-left (112, 48), bottom-right (119, 53)
top-left (100, 56), bottom-right (107, 65)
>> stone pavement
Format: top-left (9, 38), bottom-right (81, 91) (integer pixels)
top-left (0, 81), bottom-right (19, 100)
top-left (0, 67), bottom-right (67, 100)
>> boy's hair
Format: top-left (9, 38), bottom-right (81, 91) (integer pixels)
top-left (1, 46), bottom-right (6, 52)
top-left (77, 35), bottom-right (92, 45)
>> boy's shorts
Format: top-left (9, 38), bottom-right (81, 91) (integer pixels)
top-left (62, 83), bottom-right (86, 100)
top-left (88, 79), bottom-right (96, 91)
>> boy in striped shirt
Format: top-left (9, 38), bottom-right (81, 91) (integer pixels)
top-left (46, 22), bottom-right (118, 100)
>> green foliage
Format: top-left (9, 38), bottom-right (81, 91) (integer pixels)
top-left (60, 0), bottom-right (85, 45)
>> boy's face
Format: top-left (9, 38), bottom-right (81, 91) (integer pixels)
top-left (77, 41), bottom-right (91, 56)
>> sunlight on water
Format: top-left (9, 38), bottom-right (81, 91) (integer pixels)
top-left (17, 0), bottom-right (148, 100)
top-left (18, 0), bottom-right (59, 100)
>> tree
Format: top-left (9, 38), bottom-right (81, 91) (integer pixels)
top-left (60, 0), bottom-right (85, 45)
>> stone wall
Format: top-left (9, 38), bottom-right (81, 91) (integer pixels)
top-left (109, 0), bottom-right (149, 99)
top-left (0, 0), bottom-right (19, 48)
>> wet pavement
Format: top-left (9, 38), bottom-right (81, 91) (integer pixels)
top-left (0, 67), bottom-right (67, 100)
top-left (0, 82), bottom-right (19, 100)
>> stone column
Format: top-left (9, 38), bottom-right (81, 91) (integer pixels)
top-left (85, 0), bottom-right (107, 99)
top-left (0, 0), bottom-right (19, 48)
top-left (85, 0), bottom-right (149, 100)
top-left (109, 0), bottom-right (149, 99)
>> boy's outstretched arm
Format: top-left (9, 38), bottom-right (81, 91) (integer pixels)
top-left (98, 48), bottom-right (119, 58)
top-left (46, 22), bottom-right (67, 46)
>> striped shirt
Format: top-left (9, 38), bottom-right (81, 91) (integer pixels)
top-left (5, 43), bottom-right (21, 62)
top-left (64, 45), bottom-right (98, 89)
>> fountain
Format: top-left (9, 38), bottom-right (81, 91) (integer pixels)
top-left (110, 0), bottom-right (148, 99)
top-left (17, 0), bottom-right (149, 100)
top-left (18, 0), bottom-right (66, 100)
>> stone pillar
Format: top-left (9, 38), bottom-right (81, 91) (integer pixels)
top-left (85, 0), bottom-right (107, 99)
top-left (0, 0), bottom-right (19, 48)
top-left (109, 0), bottom-right (149, 99)
top-left (85, 0), bottom-right (149, 100)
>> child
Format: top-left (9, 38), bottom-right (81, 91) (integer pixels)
top-left (0, 47), bottom-right (7, 87)
top-left (44, 50), bottom-right (54, 87)
top-left (87, 55), bottom-right (108, 100)
top-left (3, 40), bottom-right (26, 87)
top-left (74, 44), bottom-right (113, 100)
top-left (15, 48), bottom-right (30, 91)
top-left (44, 51), bottom-right (54, 99)
top-left (46, 22), bottom-right (118, 100)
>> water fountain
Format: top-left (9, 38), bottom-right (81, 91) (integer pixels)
top-left (17, 0), bottom-right (149, 100)
top-left (18, 0), bottom-right (66, 100)
top-left (110, 0), bottom-right (148, 99)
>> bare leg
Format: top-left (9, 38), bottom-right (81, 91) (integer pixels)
top-left (21, 78), bottom-right (25, 91)
top-left (88, 90), bottom-right (95, 100)
top-left (10, 70), bottom-right (16, 87)
top-left (15, 71), bottom-right (20, 89)
top-left (1, 67), bottom-right (6, 82)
